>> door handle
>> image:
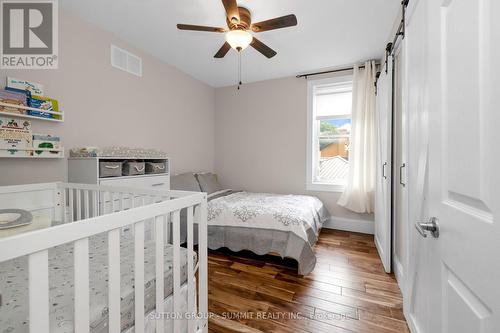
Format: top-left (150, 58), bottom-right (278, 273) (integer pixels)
top-left (399, 163), bottom-right (406, 187)
top-left (415, 217), bottom-right (439, 238)
top-left (382, 162), bottom-right (387, 179)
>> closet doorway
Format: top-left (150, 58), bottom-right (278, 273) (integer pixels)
top-left (391, 40), bottom-right (408, 287)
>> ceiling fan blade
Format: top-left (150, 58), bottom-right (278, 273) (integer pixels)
top-left (250, 37), bottom-right (277, 58)
top-left (251, 14), bottom-right (298, 32)
top-left (177, 24), bottom-right (225, 33)
top-left (221, 0), bottom-right (240, 24)
top-left (214, 42), bottom-right (232, 58)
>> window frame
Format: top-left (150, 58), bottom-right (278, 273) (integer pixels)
top-left (306, 75), bottom-right (353, 192)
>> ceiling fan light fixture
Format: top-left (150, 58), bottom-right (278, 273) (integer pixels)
top-left (225, 30), bottom-right (252, 51)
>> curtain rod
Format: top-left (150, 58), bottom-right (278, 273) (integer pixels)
top-left (297, 0), bottom-right (409, 80)
top-left (296, 63), bottom-right (380, 79)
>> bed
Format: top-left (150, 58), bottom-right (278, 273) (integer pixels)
top-left (0, 183), bottom-right (208, 333)
top-left (172, 173), bottom-right (329, 275)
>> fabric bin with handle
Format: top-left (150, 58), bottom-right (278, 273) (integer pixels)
top-left (99, 161), bottom-right (122, 178)
top-left (145, 161), bottom-right (166, 174)
top-left (123, 161), bottom-right (145, 176)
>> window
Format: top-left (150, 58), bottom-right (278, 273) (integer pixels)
top-left (307, 76), bottom-right (353, 192)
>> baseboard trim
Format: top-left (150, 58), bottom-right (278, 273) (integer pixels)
top-left (406, 312), bottom-right (421, 333)
top-left (374, 235), bottom-right (392, 273)
top-left (322, 216), bottom-right (374, 235)
top-left (393, 255), bottom-right (405, 294)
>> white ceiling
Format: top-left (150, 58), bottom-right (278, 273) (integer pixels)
top-left (61, 0), bottom-right (400, 87)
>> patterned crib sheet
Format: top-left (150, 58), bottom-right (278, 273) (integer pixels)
top-left (0, 229), bottom-right (196, 333)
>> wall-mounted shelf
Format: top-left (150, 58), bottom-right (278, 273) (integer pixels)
top-left (0, 102), bottom-right (64, 122)
top-left (0, 147), bottom-right (65, 159)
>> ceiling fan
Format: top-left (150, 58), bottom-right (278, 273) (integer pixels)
top-left (177, 0), bottom-right (297, 59)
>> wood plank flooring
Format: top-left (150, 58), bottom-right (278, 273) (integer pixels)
top-left (207, 229), bottom-right (408, 333)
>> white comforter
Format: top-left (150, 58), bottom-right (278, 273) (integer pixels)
top-left (207, 191), bottom-right (326, 244)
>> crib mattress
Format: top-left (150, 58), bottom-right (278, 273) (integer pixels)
top-left (0, 229), bottom-right (196, 333)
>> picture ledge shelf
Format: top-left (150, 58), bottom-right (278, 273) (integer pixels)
top-left (0, 102), bottom-right (64, 122)
top-left (0, 148), bottom-right (65, 159)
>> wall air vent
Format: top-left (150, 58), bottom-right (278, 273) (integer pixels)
top-left (111, 44), bottom-right (142, 77)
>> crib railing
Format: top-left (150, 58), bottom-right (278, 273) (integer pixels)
top-left (0, 182), bottom-right (208, 333)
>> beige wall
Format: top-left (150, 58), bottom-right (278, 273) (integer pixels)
top-left (214, 77), bottom-right (373, 221)
top-left (0, 10), bottom-right (215, 185)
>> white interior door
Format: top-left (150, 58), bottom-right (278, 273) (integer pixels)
top-left (375, 63), bottom-right (392, 273)
top-left (392, 43), bottom-right (409, 286)
top-left (407, 0), bottom-right (500, 332)
top-left (430, 0), bottom-right (500, 330)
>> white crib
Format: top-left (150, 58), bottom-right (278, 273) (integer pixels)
top-left (0, 182), bottom-right (208, 333)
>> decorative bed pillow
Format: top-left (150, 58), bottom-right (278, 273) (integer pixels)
top-left (195, 172), bottom-right (223, 194)
top-left (171, 173), bottom-right (202, 192)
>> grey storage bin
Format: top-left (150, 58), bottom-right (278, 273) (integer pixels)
top-left (99, 161), bottom-right (122, 178)
top-left (123, 161), bottom-right (145, 176)
top-left (145, 161), bottom-right (167, 174)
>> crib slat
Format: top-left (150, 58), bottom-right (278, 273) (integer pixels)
top-left (108, 229), bottom-right (121, 333)
top-left (148, 197), bottom-right (155, 241)
top-left (76, 189), bottom-right (82, 221)
top-left (69, 189), bottom-right (74, 222)
top-left (106, 191), bottom-right (111, 214)
top-left (119, 192), bottom-right (124, 212)
top-left (29, 250), bottom-right (49, 333)
top-left (165, 211), bottom-right (170, 245)
top-left (104, 191), bottom-right (110, 214)
top-left (110, 192), bottom-right (115, 213)
top-left (172, 210), bottom-right (181, 333)
top-left (198, 199), bottom-right (209, 333)
top-left (92, 191), bottom-right (98, 217)
top-left (84, 190), bottom-right (90, 219)
top-left (155, 216), bottom-right (165, 333)
top-left (97, 191), bottom-right (102, 216)
top-left (134, 221), bottom-right (145, 333)
top-left (62, 188), bottom-right (67, 223)
top-left (74, 238), bottom-right (90, 333)
top-left (130, 193), bottom-right (135, 209)
top-left (186, 206), bottom-right (195, 333)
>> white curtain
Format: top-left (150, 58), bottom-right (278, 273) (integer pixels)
top-left (338, 61), bottom-right (377, 213)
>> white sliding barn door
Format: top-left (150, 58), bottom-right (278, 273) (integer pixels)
top-left (405, 0), bottom-right (441, 331)
top-left (375, 63), bottom-right (393, 273)
top-left (392, 42), bottom-right (409, 286)
top-left (407, 0), bottom-right (500, 332)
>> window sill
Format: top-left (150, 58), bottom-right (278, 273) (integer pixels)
top-left (306, 182), bottom-right (346, 193)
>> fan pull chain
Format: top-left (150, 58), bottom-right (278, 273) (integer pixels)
top-left (237, 50), bottom-right (242, 90)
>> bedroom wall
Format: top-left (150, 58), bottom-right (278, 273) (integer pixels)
top-left (0, 9), bottom-right (215, 185)
top-left (214, 76), bottom-right (374, 223)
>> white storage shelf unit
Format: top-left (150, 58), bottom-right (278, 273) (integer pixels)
top-left (68, 157), bottom-right (170, 191)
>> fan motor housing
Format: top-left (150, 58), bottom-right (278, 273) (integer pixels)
top-left (227, 7), bottom-right (251, 30)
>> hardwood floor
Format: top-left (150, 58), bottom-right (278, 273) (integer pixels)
top-left (207, 229), bottom-right (409, 333)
